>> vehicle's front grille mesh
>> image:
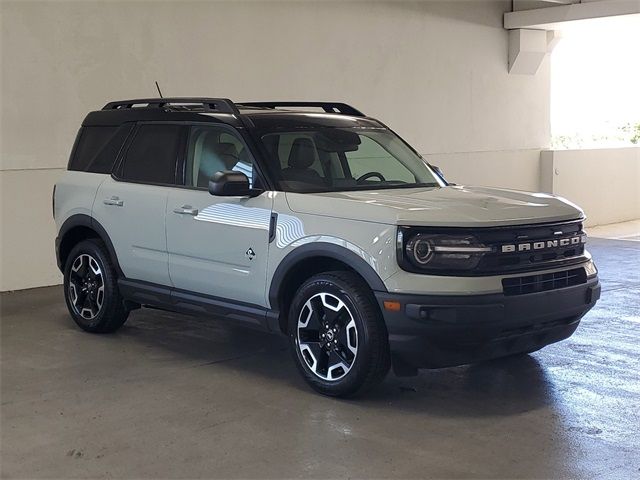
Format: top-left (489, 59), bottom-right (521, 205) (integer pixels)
top-left (473, 220), bottom-right (587, 274)
top-left (502, 268), bottom-right (587, 296)
top-left (400, 220), bottom-right (588, 276)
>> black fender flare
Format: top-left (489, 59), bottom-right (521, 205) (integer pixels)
top-left (56, 214), bottom-right (123, 277)
top-left (268, 242), bottom-right (388, 311)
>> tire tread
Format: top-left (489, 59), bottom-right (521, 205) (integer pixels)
top-left (64, 238), bottom-right (129, 333)
top-left (289, 270), bottom-right (390, 397)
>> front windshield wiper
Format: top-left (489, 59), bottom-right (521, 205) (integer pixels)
top-left (399, 182), bottom-right (440, 188)
top-left (359, 182), bottom-right (441, 190)
top-left (297, 182), bottom-right (442, 194)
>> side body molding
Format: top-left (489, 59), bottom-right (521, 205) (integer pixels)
top-left (268, 242), bottom-right (388, 310)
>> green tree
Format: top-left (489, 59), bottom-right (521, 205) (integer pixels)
top-left (620, 122), bottom-right (640, 144)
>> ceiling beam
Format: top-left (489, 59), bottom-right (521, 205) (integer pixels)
top-left (505, 0), bottom-right (640, 30)
top-left (513, 1), bottom-right (577, 12)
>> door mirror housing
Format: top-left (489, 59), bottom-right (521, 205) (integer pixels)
top-left (208, 171), bottom-right (262, 197)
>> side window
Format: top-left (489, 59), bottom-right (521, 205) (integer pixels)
top-left (344, 136), bottom-right (415, 182)
top-left (121, 124), bottom-right (182, 184)
top-left (68, 126), bottom-right (117, 172)
top-left (185, 126), bottom-right (254, 188)
top-left (89, 124), bottom-right (134, 174)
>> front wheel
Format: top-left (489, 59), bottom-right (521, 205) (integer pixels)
top-left (63, 239), bottom-right (129, 333)
top-left (288, 271), bottom-right (390, 397)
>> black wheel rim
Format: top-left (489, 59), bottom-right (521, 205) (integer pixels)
top-left (68, 254), bottom-right (104, 320)
top-left (296, 292), bottom-right (358, 382)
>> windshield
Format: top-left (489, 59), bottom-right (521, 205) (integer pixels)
top-left (258, 128), bottom-right (445, 193)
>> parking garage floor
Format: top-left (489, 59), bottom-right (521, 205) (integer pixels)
top-left (1, 237), bottom-right (639, 479)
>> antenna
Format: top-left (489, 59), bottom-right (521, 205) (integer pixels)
top-left (155, 81), bottom-right (163, 98)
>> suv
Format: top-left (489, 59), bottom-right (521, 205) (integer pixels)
top-left (54, 98), bottom-right (600, 397)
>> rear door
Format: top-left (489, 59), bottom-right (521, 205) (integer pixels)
top-left (92, 123), bottom-right (185, 286)
top-left (165, 124), bottom-right (273, 307)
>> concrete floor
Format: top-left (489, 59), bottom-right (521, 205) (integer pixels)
top-left (587, 219), bottom-right (640, 242)
top-left (1, 237), bottom-right (639, 479)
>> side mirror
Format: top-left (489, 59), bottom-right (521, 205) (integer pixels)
top-left (208, 171), bottom-right (262, 197)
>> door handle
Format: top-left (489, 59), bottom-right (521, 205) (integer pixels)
top-left (103, 196), bottom-right (124, 207)
top-left (173, 205), bottom-right (199, 216)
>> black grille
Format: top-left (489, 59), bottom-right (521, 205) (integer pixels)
top-left (399, 220), bottom-right (588, 276)
top-left (502, 268), bottom-right (587, 296)
top-left (472, 220), bottom-right (587, 274)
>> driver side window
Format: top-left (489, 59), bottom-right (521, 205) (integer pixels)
top-left (345, 136), bottom-right (414, 183)
top-left (185, 125), bottom-right (254, 188)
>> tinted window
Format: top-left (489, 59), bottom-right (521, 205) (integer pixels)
top-left (185, 125), bottom-right (255, 188)
top-left (121, 124), bottom-right (182, 184)
top-left (89, 124), bottom-right (134, 174)
top-left (68, 126), bottom-right (117, 172)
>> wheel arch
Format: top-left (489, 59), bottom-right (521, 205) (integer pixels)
top-left (268, 243), bottom-right (388, 334)
top-left (56, 214), bottom-right (123, 277)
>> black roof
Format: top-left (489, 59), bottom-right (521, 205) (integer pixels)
top-left (82, 98), bottom-right (384, 129)
top-left (239, 109), bottom-right (384, 129)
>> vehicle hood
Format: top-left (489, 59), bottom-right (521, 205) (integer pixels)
top-left (285, 185), bottom-right (584, 227)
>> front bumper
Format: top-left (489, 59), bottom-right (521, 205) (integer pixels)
top-left (375, 276), bottom-right (600, 371)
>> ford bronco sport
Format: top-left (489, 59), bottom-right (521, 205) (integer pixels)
top-left (54, 98), bottom-right (601, 397)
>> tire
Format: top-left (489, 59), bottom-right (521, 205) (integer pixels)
top-left (288, 271), bottom-right (391, 397)
top-left (63, 239), bottom-right (129, 333)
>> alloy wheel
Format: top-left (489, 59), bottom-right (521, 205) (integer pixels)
top-left (296, 292), bottom-right (358, 381)
top-left (68, 254), bottom-right (105, 320)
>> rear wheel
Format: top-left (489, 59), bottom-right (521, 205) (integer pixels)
top-left (63, 239), bottom-right (129, 333)
top-left (289, 271), bottom-right (390, 397)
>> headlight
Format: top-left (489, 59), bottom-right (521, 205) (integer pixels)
top-left (398, 229), bottom-right (493, 273)
top-left (408, 236), bottom-right (433, 265)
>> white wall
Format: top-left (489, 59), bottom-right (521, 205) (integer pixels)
top-left (426, 149), bottom-right (543, 191)
top-left (0, 0), bottom-right (551, 291)
top-left (540, 147), bottom-right (640, 226)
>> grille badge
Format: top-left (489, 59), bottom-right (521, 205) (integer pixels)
top-left (500, 234), bottom-right (586, 253)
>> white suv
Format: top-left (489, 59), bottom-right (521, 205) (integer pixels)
top-left (54, 98), bottom-right (600, 397)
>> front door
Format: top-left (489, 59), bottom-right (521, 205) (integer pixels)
top-left (165, 124), bottom-right (273, 307)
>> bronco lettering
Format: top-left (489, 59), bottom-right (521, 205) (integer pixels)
top-left (501, 235), bottom-right (586, 254)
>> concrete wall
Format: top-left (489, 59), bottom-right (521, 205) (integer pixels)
top-left (0, 0), bottom-right (551, 291)
top-left (540, 147), bottom-right (640, 227)
top-left (426, 148), bottom-right (543, 191)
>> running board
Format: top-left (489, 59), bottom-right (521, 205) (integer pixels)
top-left (117, 278), bottom-right (280, 333)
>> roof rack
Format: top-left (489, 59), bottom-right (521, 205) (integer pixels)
top-left (237, 102), bottom-right (365, 117)
top-left (102, 98), bottom-right (240, 115)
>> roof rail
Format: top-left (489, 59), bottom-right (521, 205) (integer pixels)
top-left (102, 98), bottom-right (240, 115)
top-left (237, 102), bottom-right (365, 117)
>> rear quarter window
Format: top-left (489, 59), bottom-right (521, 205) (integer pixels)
top-left (68, 124), bottom-right (133, 174)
